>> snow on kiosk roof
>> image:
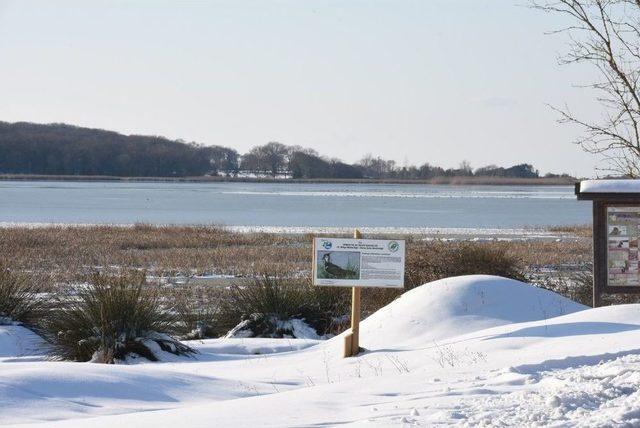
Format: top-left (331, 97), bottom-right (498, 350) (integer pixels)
top-left (576, 179), bottom-right (640, 306)
top-left (576, 179), bottom-right (640, 200)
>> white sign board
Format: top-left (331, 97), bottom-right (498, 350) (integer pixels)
top-left (607, 206), bottom-right (640, 286)
top-left (312, 237), bottom-right (405, 288)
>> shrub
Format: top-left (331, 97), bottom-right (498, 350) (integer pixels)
top-left (405, 241), bottom-right (525, 288)
top-left (538, 268), bottom-right (640, 307)
top-left (43, 271), bottom-right (194, 363)
top-left (218, 274), bottom-right (350, 338)
top-left (363, 241), bottom-right (526, 312)
top-left (0, 262), bottom-right (42, 326)
top-left (535, 270), bottom-right (593, 307)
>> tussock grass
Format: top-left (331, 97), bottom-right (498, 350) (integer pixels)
top-left (219, 274), bottom-right (350, 337)
top-left (0, 262), bottom-right (43, 325)
top-left (173, 286), bottom-right (222, 339)
top-left (43, 271), bottom-right (193, 363)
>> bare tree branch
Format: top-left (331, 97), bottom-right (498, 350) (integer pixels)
top-left (533, 0), bottom-right (640, 176)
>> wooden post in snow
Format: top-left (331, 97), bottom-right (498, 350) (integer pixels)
top-left (344, 229), bottom-right (362, 357)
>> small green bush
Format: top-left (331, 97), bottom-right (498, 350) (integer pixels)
top-left (43, 271), bottom-right (194, 363)
top-left (0, 262), bottom-right (42, 326)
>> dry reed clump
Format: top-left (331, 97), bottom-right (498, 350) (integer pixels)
top-left (218, 274), bottom-right (350, 338)
top-left (0, 261), bottom-right (43, 326)
top-left (172, 285), bottom-right (224, 339)
top-left (42, 270), bottom-right (194, 363)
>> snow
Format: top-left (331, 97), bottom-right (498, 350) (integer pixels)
top-left (225, 317), bottom-right (325, 340)
top-left (357, 275), bottom-right (584, 348)
top-left (0, 325), bottom-right (46, 359)
top-left (580, 179), bottom-right (640, 193)
top-left (2, 275), bottom-right (640, 427)
top-left (221, 189), bottom-right (574, 199)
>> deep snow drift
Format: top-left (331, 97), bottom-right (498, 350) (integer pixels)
top-left (2, 275), bottom-right (640, 427)
top-left (358, 275), bottom-right (584, 348)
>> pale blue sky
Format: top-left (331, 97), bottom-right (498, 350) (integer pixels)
top-left (0, 0), bottom-right (602, 176)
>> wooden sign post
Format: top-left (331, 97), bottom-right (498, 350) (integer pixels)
top-left (311, 230), bottom-right (405, 358)
top-left (344, 229), bottom-right (362, 358)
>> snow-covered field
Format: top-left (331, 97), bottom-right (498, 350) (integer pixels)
top-left (2, 275), bottom-right (640, 427)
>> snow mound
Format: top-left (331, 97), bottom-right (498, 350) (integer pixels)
top-left (0, 325), bottom-right (47, 359)
top-left (358, 275), bottom-right (587, 349)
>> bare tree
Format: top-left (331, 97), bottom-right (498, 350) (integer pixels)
top-left (534, 0), bottom-right (640, 176)
top-left (245, 142), bottom-right (289, 177)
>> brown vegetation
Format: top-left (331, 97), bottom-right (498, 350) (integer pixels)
top-left (0, 225), bottom-right (591, 284)
top-left (43, 270), bottom-right (194, 362)
top-left (0, 224), bottom-right (604, 342)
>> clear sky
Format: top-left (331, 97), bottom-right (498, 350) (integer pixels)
top-left (0, 0), bottom-right (603, 177)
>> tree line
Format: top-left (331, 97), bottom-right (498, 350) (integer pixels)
top-left (0, 122), bottom-right (570, 179)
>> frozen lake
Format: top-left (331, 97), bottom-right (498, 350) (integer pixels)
top-left (0, 181), bottom-right (589, 231)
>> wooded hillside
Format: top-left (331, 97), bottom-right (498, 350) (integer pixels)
top-left (0, 121), bottom-right (570, 180)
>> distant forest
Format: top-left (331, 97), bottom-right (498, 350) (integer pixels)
top-left (0, 122), bottom-right (573, 180)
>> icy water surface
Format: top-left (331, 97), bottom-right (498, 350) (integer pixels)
top-left (0, 181), bottom-right (589, 230)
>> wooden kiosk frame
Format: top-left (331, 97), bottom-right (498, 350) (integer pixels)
top-left (575, 182), bottom-right (640, 307)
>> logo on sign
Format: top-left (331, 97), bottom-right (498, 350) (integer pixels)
top-left (322, 240), bottom-right (332, 250)
top-left (388, 241), bottom-right (399, 252)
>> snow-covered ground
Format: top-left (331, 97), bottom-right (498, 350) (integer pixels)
top-left (2, 275), bottom-right (640, 427)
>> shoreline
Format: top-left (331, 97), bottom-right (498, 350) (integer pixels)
top-left (0, 174), bottom-right (578, 186)
top-left (0, 222), bottom-right (585, 241)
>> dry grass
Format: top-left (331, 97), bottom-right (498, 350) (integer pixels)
top-left (218, 275), bottom-right (350, 337)
top-left (548, 224), bottom-right (592, 237)
top-left (0, 225), bottom-right (596, 336)
top-left (0, 225), bottom-right (591, 283)
top-left (43, 270), bottom-right (194, 362)
top-left (0, 263), bottom-right (44, 325)
top-left (0, 225), bottom-right (305, 285)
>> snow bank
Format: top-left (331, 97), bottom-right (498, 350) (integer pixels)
top-left (0, 325), bottom-right (46, 359)
top-left (357, 275), bottom-right (586, 349)
top-left (189, 337), bottom-right (321, 356)
top-left (20, 300), bottom-right (640, 428)
top-left (5, 276), bottom-right (640, 428)
top-left (580, 179), bottom-right (640, 193)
